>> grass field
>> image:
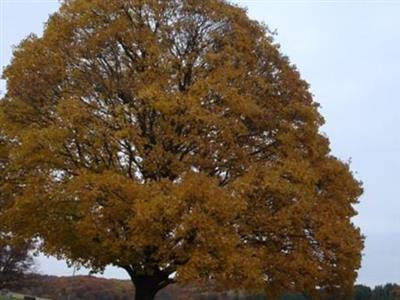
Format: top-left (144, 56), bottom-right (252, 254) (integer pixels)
top-left (0, 296), bottom-right (19, 300)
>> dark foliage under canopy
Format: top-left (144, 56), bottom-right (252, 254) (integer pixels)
top-left (0, 234), bottom-right (34, 289)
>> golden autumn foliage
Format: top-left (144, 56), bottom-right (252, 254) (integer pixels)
top-left (0, 0), bottom-right (363, 299)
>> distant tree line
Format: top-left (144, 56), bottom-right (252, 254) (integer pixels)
top-left (216, 285), bottom-right (400, 300)
top-left (163, 284), bottom-right (400, 300)
top-left (352, 284), bottom-right (400, 300)
top-left (6, 274), bottom-right (400, 300)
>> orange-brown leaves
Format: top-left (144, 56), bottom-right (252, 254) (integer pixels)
top-left (0, 0), bottom-right (363, 297)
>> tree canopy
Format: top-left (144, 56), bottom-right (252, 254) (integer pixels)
top-left (0, 0), bottom-right (363, 299)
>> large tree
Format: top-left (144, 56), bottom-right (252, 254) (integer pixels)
top-left (0, 0), bottom-right (363, 299)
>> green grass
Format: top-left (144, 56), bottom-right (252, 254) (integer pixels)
top-left (0, 296), bottom-right (19, 300)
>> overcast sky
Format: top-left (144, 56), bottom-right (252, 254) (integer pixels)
top-left (1, 0), bottom-right (399, 287)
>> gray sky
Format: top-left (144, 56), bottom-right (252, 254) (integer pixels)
top-left (1, 0), bottom-right (399, 287)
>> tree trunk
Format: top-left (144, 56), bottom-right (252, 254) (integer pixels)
top-left (123, 265), bottom-right (172, 300)
top-left (133, 276), bottom-right (160, 300)
top-left (134, 285), bottom-right (157, 300)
